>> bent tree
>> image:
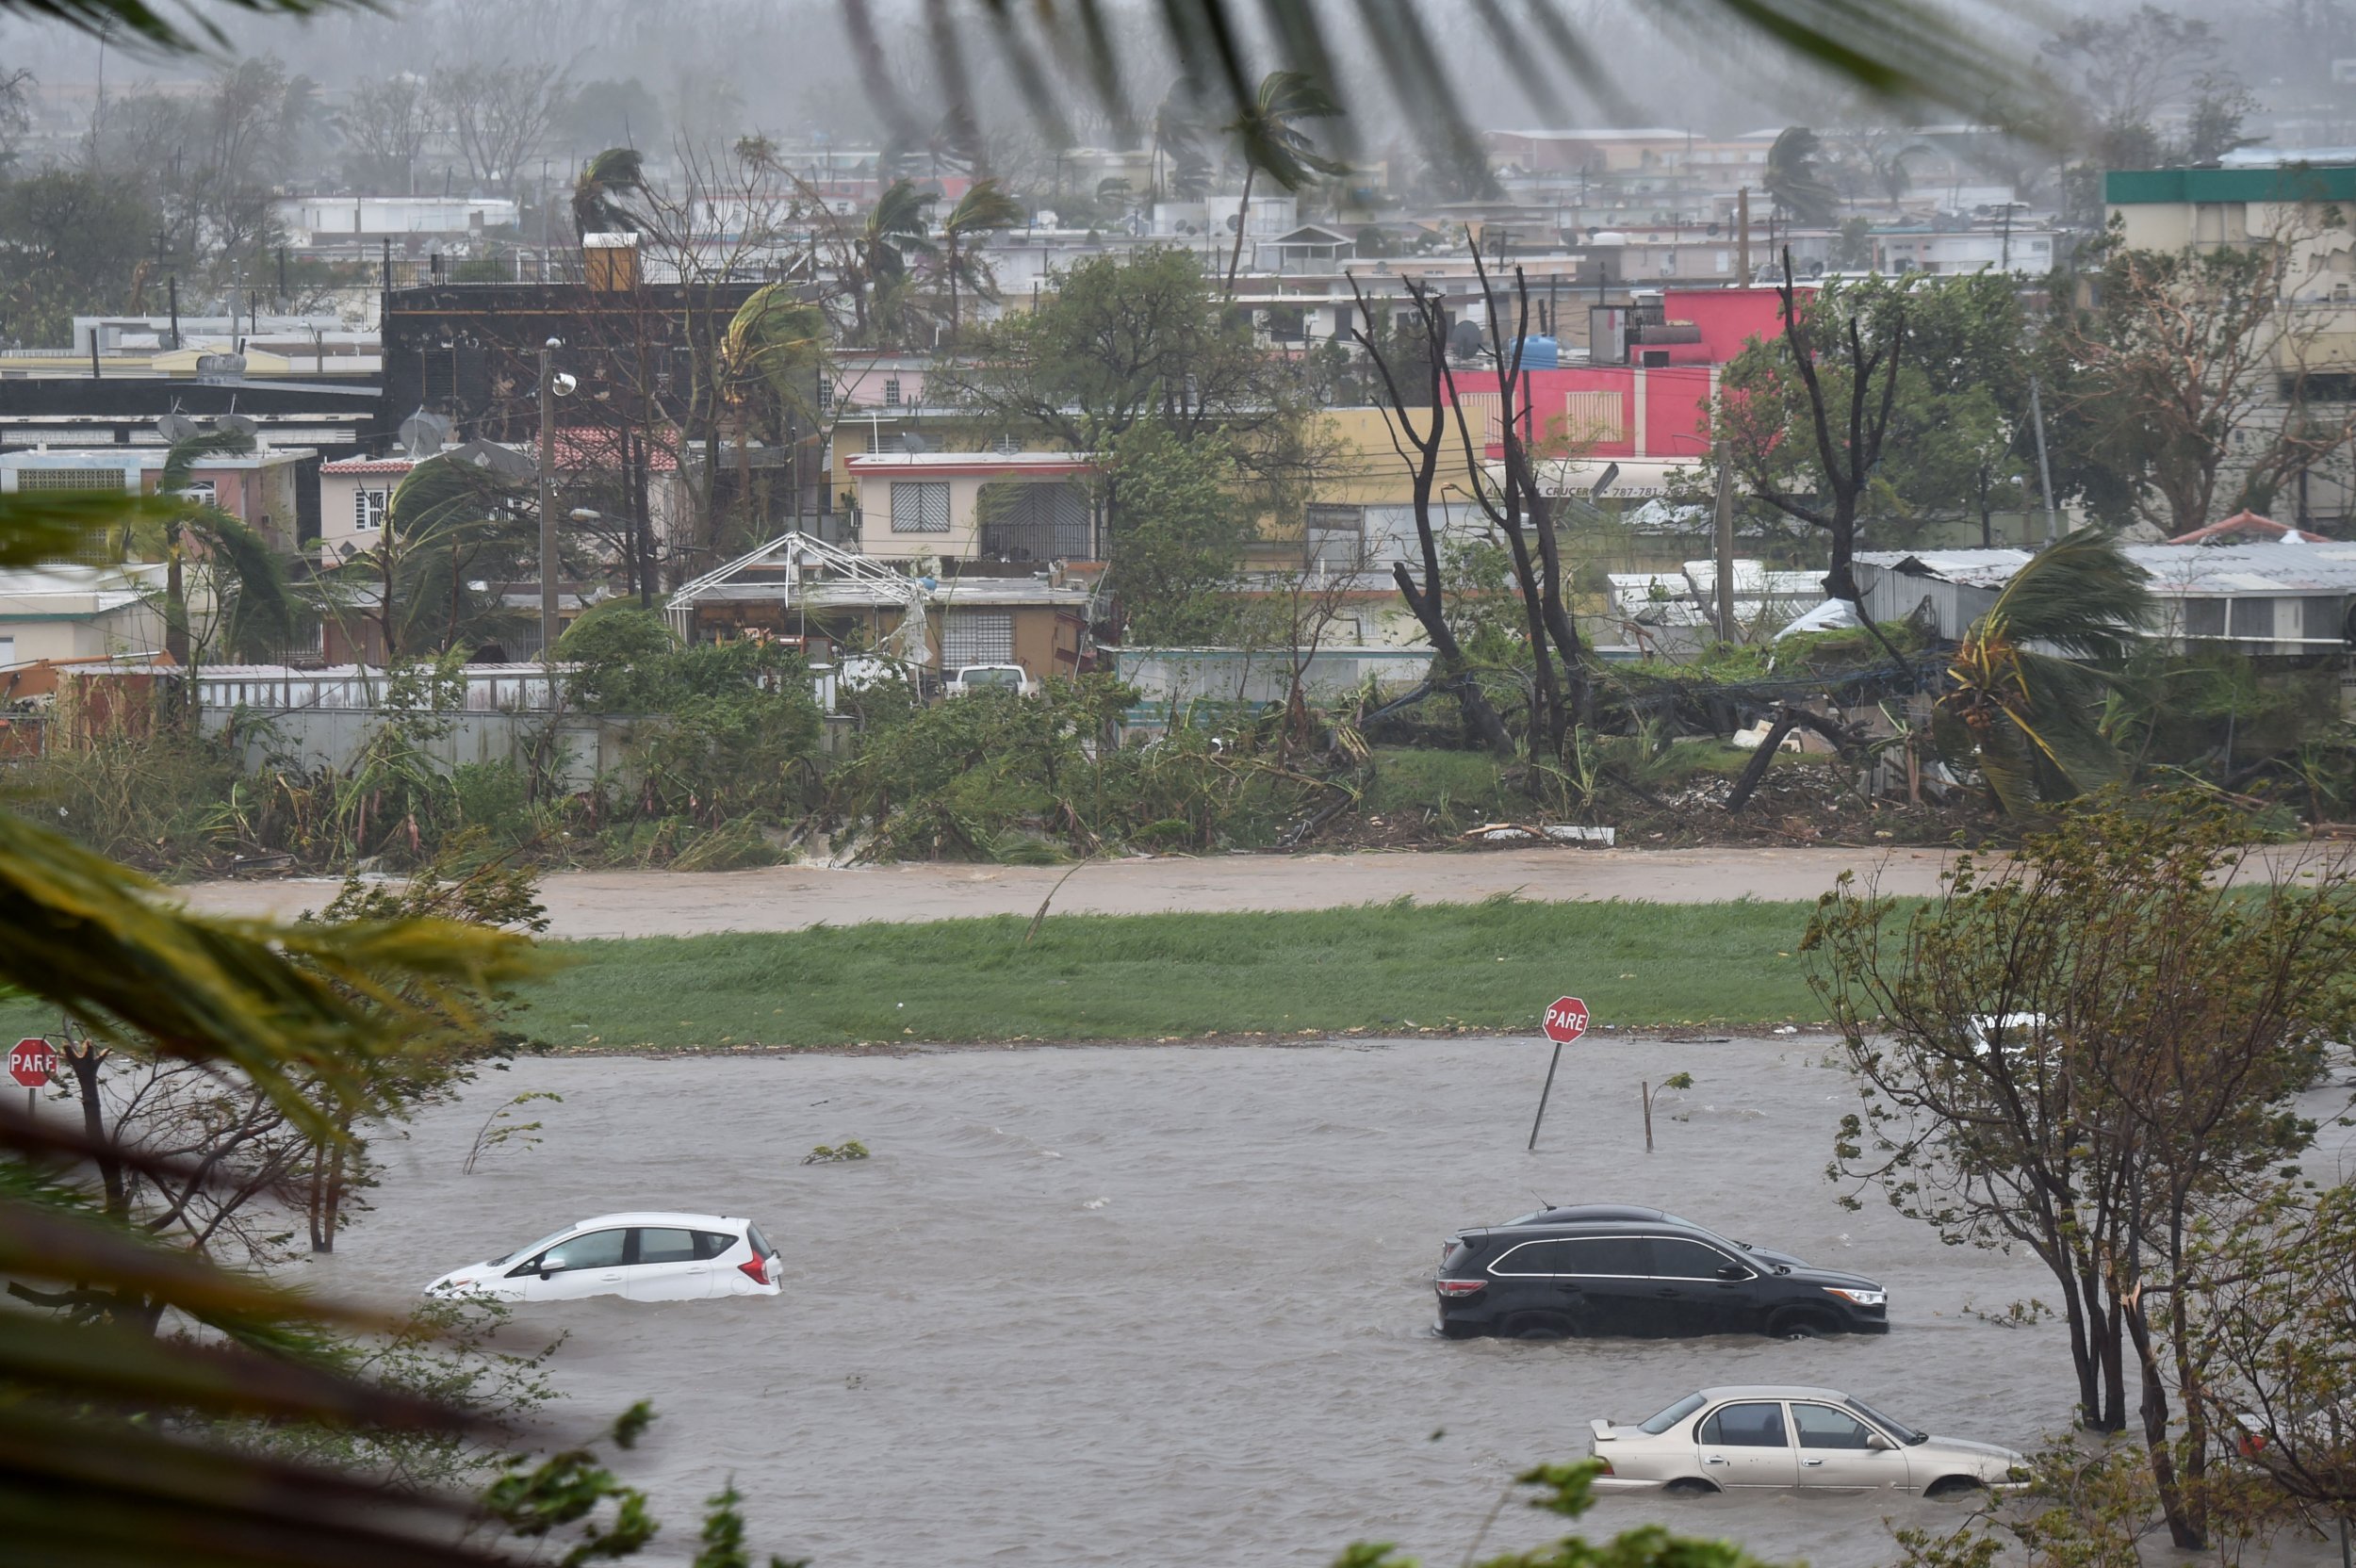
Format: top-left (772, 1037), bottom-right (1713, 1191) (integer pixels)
top-left (1804, 794), bottom-right (2355, 1549)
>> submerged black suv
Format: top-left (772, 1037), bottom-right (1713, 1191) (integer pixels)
top-left (1434, 1204), bottom-right (1890, 1341)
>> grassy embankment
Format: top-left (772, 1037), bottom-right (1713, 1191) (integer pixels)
top-left (520, 895), bottom-right (1828, 1051)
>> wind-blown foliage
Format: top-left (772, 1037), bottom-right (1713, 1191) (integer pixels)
top-left (1934, 529), bottom-right (2151, 816)
top-left (934, 177), bottom-right (1023, 336)
top-left (1220, 70), bottom-right (1345, 292)
top-left (337, 452), bottom-right (536, 658)
top-left (571, 146), bottom-right (646, 242)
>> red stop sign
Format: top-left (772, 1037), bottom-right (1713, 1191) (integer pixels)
top-left (9, 1037), bottom-right (56, 1088)
top-left (1542, 997), bottom-right (1590, 1044)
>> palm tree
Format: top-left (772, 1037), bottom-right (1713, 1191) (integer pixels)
top-left (1220, 70), bottom-right (1346, 295)
top-left (1762, 125), bottom-right (1843, 231)
top-left (344, 453), bottom-right (536, 658)
top-left (1150, 81), bottom-right (1212, 202)
top-left (720, 283), bottom-right (830, 538)
top-left (935, 177), bottom-right (1023, 338)
top-left (1934, 528), bottom-right (2153, 817)
top-left (571, 146), bottom-right (646, 243)
top-left (844, 176), bottom-right (933, 345)
top-left (142, 428), bottom-right (300, 668)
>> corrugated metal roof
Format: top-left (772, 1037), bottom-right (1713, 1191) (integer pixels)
top-left (1862, 544), bottom-right (2356, 596)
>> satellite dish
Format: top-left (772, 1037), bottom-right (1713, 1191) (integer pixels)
top-left (1447, 319), bottom-right (1485, 360)
top-left (399, 409), bottom-right (450, 455)
top-left (898, 432), bottom-right (931, 454)
top-left (156, 413), bottom-right (202, 443)
top-left (215, 414), bottom-right (259, 439)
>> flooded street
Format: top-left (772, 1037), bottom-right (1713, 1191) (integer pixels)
top-left (308, 1037), bottom-right (2351, 1567)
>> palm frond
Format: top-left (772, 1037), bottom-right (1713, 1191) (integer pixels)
top-left (0, 0), bottom-right (375, 54)
top-left (0, 812), bottom-right (541, 1136)
top-left (1986, 527), bottom-right (2153, 662)
top-left (904, 0), bottom-right (2037, 160)
top-left (0, 491), bottom-right (172, 567)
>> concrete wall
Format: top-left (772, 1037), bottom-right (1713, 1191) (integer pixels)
top-left (202, 707), bottom-right (644, 791)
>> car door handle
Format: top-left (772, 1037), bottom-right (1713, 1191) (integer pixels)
top-left (597, 1271), bottom-right (623, 1280)
top-left (1653, 1288), bottom-right (1677, 1298)
top-left (1703, 1455), bottom-right (1727, 1466)
top-left (1802, 1459), bottom-right (1824, 1467)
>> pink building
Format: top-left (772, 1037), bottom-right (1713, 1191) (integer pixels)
top-left (1448, 287), bottom-right (1788, 492)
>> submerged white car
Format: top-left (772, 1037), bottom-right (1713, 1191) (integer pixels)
top-left (1588, 1386), bottom-right (2025, 1496)
top-left (425, 1212), bottom-right (782, 1303)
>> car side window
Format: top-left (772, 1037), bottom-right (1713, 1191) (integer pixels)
top-left (1487, 1239), bottom-right (1581, 1275)
top-left (1791, 1404), bottom-right (1877, 1449)
top-left (1651, 1238), bottom-right (1743, 1279)
top-left (536, 1229), bottom-right (628, 1273)
top-left (693, 1230), bottom-right (738, 1260)
top-left (1699, 1402), bottom-right (1789, 1447)
top-left (1557, 1236), bottom-right (1648, 1277)
top-left (635, 1228), bottom-right (705, 1265)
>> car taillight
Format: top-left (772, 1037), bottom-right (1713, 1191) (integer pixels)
top-left (1435, 1278), bottom-right (1487, 1297)
top-left (739, 1255), bottom-right (770, 1286)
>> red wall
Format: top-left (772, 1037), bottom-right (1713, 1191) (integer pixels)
top-left (1661, 286), bottom-right (1787, 362)
top-left (1454, 365), bottom-right (1716, 461)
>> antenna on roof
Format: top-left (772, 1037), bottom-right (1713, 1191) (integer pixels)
top-left (156, 413), bottom-right (202, 444)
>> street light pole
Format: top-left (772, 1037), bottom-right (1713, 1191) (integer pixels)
top-left (539, 338), bottom-right (561, 663)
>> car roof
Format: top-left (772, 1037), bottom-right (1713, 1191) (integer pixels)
top-left (558, 1212), bottom-right (748, 1231)
top-left (1693, 1385), bottom-right (1854, 1402)
top-left (1528, 1204), bottom-right (1675, 1222)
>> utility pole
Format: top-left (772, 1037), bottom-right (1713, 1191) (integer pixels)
top-left (539, 339), bottom-right (561, 662)
top-left (2028, 373), bottom-right (2060, 545)
top-left (1737, 187), bottom-right (1751, 285)
top-left (1712, 439), bottom-right (1737, 641)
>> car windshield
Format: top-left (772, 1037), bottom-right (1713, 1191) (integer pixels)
top-left (492, 1226), bottom-right (577, 1266)
top-left (1846, 1397), bottom-right (1928, 1446)
top-left (1640, 1393), bottom-right (1709, 1434)
top-left (961, 668), bottom-right (1021, 687)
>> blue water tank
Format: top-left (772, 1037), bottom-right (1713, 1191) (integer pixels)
top-left (1517, 335), bottom-right (1560, 370)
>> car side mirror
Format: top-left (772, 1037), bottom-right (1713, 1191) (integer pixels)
top-left (1715, 1265), bottom-right (1751, 1281)
top-left (539, 1269), bottom-right (555, 1282)
top-left (1867, 1432), bottom-right (1895, 1451)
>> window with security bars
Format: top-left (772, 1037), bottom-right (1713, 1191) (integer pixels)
top-left (2230, 597), bottom-right (2276, 639)
top-left (354, 488), bottom-right (387, 531)
top-left (2303, 596), bottom-right (2347, 642)
top-left (19, 467), bottom-right (125, 492)
top-left (2183, 598), bottom-right (2227, 638)
top-left (941, 609), bottom-right (1013, 665)
top-left (1305, 504), bottom-right (1366, 568)
top-left (891, 481), bottom-right (950, 532)
top-left (978, 481), bottom-right (1094, 561)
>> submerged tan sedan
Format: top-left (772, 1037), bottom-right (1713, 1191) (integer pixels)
top-left (1587, 1386), bottom-right (2025, 1496)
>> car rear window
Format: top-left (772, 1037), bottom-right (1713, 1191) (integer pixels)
top-left (1641, 1393), bottom-right (1708, 1434)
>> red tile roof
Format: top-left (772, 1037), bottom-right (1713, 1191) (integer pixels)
top-left (323, 458), bottom-right (419, 475)
top-left (552, 428), bottom-right (679, 471)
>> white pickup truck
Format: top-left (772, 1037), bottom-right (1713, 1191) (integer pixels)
top-left (945, 663), bottom-right (1040, 697)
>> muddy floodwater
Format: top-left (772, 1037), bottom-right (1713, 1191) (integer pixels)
top-left (310, 1038), bottom-right (2356, 1567)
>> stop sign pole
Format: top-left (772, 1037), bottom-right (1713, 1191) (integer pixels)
top-left (1529, 997), bottom-right (1591, 1151)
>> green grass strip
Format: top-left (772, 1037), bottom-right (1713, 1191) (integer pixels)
top-left (518, 896), bottom-right (1827, 1051)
